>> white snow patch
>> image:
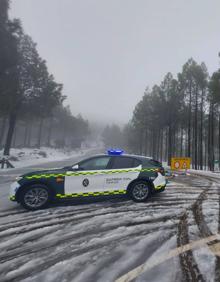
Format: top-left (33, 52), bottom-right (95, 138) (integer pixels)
top-left (193, 246), bottom-right (216, 282)
top-left (136, 235), bottom-right (179, 282)
top-left (0, 147), bottom-right (95, 170)
top-left (189, 169), bottom-right (220, 180)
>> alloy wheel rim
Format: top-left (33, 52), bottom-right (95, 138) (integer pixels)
top-left (24, 188), bottom-right (48, 208)
top-left (132, 183), bottom-right (148, 200)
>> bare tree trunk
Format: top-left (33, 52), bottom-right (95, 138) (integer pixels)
top-left (144, 129), bottom-right (148, 156)
top-left (208, 102), bottom-right (215, 171)
top-left (180, 127), bottom-right (183, 156)
top-left (145, 129), bottom-right (149, 156)
top-left (139, 130), bottom-right (142, 155)
top-left (23, 121), bottom-right (29, 147)
top-left (211, 103), bottom-right (215, 171)
top-left (194, 86), bottom-right (198, 170)
top-left (12, 125), bottom-right (17, 148)
top-left (204, 133), bottom-right (207, 170)
top-left (156, 130), bottom-right (160, 160)
top-left (199, 89), bottom-right (204, 170)
top-left (168, 125), bottom-right (172, 166)
top-left (165, 128), bottom-right (168, 163)
top-left (147, 131), bottom-right (150, 156)
top-left (192, 118), bottom-right (195, 169)
top-left (4, 112), bottom-right (17, 155)
top-left (27, 121), bottom-right (32, 147)
top-left (172, 126), bottom-right (176, 156)
top-left (149, 130), bottom-right (153, 157)
top-left (0, 116), bottom-right (7, 148)
top-left (37, 118), bottom-right (44, 148)
top-left (160, 129), bottom-right (163, 162)
top-left (152, 129), bottom-right (157, 159)
top-left (219, 112), bottom-right (220, 170)
top-left (46, 117), bottom-right (53, 147)
top-left (187, 82), bottom-right (192, 158)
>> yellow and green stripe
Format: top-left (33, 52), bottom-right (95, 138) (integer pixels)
top-left (56, 189), bottom-right (127, 198)
top-left (154, 184), bottom-right (166, 190)
top-left (25, 168), bottom-right (157, 180)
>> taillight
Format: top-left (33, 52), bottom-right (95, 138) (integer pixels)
top-left (157, 167), bottom-right (165, 176)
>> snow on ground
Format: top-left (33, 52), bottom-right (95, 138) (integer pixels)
top-left (135, 235), bottom-right (180, 282)
top-left (193, 246), bottom-right (216, 282)
top-left (0, 176), bottom-right (213, 282)
top-left (163, 160), bottom-right (220, 179)
top-left (0, 147), bottom-right (95, 170)
top-left (1, 161), bottom-right (220, 281)
top-left (189, 169), bottom-right (220, 179)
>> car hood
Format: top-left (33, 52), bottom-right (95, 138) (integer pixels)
top-left (20, 168), bottom-right (69, 178)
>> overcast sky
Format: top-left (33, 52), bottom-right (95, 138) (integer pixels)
top-left (10, 0), bottom-right (220, 125)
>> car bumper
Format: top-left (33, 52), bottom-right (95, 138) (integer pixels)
top-left (9, 181), bottom-right (21, 201)
top-left (153, 172), bottom-right (166, 191)
top-left (154, 185), bottom-right (166, 193)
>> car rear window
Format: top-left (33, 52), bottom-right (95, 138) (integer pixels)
top-left (111, 157), bottom-right (141, 169)
top-left (149, 159), bottom-right (162, 167)
top-left (140, 157), bottom-right (162, 167)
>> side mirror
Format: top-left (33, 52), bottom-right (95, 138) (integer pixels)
top-left (72, 164), bottom-right (79, 170)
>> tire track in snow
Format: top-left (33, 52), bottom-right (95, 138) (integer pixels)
top-left (176, 178), bottom-right (220, 282)
top-left (177, 212), bottom-right (205, 282)
top-left (0, 211), bottom-right (179, 263)
top-left (0, 192), bottom-right (202, 238)
top-left (192, 180), bottom-right (220, 281)
top-left (0, 175), bottom-right (213, 281)
top-left (0, 227), bottom-right (176, 282)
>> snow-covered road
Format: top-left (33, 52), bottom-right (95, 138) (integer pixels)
top-left (0, 159), bottom-right (220, 282)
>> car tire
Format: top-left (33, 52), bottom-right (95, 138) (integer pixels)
top-left (19, 184), bottom-right (50, 211)
top-left (129, 181), bottom-right (150, 202)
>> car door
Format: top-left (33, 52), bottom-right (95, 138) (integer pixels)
top-left (103, 156), bottom-right (141, 191)
top-left (64, 156), bottom-right (111, 195)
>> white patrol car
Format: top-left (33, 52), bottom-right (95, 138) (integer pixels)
top-left (10, 150), bottom-right (166, 210)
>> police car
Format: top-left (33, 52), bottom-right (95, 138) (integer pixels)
top-left (9, 150), bottom-right (166, 210)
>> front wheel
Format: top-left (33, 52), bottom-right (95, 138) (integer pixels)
top-left (19, 184), bottom-right (50, 210)
top-left (129, 181), bottom-right (150, 202)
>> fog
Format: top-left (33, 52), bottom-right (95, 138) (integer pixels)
top-left (10, 0), bottom-right (220, 125)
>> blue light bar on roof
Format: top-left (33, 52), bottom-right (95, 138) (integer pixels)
top-left (107, 149), bottom-right (124, 156)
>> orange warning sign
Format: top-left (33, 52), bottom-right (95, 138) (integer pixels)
top-left (171, 157), bottom-right (191, 170)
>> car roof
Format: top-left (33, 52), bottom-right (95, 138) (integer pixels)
top-left (92, 154), bottom-right (152, 161)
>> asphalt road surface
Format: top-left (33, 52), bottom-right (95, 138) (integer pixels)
top-left (0, 156), bottom-right (220, 282)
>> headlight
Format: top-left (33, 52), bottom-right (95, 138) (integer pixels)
top-left (15, 176), bottom-right (23, 181)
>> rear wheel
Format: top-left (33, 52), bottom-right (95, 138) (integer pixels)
top-left (20, 184), bottom-right (50, 210)
top-left (129, 181), bottom-right (150, 202)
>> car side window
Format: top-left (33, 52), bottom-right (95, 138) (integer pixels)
top-left (111, 157), bottom-right (140, 169)
top-left (79, 157), bottom-right (111, 170)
